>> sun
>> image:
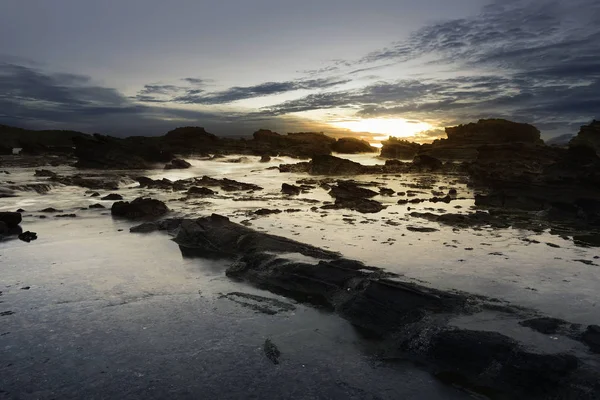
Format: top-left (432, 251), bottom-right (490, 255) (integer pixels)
top-left (332, 118), bottom-right (433, 138)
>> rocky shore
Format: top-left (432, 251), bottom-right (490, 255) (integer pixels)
top-left (1, 118), bottom-right (600, 398)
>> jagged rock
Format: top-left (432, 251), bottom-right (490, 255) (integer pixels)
top-left (331, 137), bottom-right (377, 154)
top-left (173, 214), bottom-right (339, 259)
top-left (101, 193), bottom-right (123, 201)
top-left (412, 154), bottom-right (443, 170)
top-left (0, 212), bottom-right (22, 228)
top-left (164, 158), bottom-right (192, 169)
top-left (187, 186), bottom-right (215, 197)
top-left (570, 120), bottom-right (600, 156)
top-left (194, 176), bottom-right (263, 192)
top-left (111, 197), bottom-right (168, 219)
top-left (328, 181), bottom-right (378, 200)
top-left (279, 162), bottom-right (311, 173)
top-left (49, 174), bottom-right (120, 190)
top-left (281, 183), bottom-right (301, 195)
top-left (259, 155), bottom-right (271, 163)
top-left (18, 231), bottom-right (37, 242)
top-left (310, 155), bottom-right (364, 175)
top-left (34, 169), bottom-right (56, 177)
top-left (380, 138), bottom-right (421, 159)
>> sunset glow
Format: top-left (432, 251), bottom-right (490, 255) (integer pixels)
top-left (331, 118), bottom-right (433, 138)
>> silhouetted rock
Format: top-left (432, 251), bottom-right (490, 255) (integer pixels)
top-left (583, 325), bottom-right (600, 353)
top-left (18, 231), bottom-right (37, 242)
top-left (380, 138), bottom-right (421, 159)
top-left (331, 137), bottom-right (377, 154)
top-left (570, 120), bottom-right (600, 156)
top-left (412, 154), bottom-right (443, 170)
top-left (259, 155), bottom-right (271, 163)
top-left (164, 158), bottom-right (192, 169)
top-left (111, 197), bottom-right (168, 219)
top-left (328, 181), bottom-right (378, 200)
top-left (310, 155), bottom-right (364, 175)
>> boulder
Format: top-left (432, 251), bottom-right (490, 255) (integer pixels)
top-left (582, 325), bottom-right (600, 353)
top-left (164, 158), bottom-right (192, 169)
top-left (310, 155), bottom-right (364, 175)
top-left (570, 120), bottom-right (600, 156)
top-left (111, 197), bottom-right (168, 219)
top-left (101, 193), bottom-right (123, 201)
top-left (281, 183), bottom-right (301, 195)
top-left (331, 137), bottom-right (377, 154)
top-left (0, 212), bottom-right (22, 228)
top-left (412, 154), bottom-right (443, 170)
top-left (186, 186), bottom-right (215, 197)
top-left (328, 181), bottom-right (378, 200)
top-left (380, 138), bottom-right (421, 159)
top-left (259, 155), bottom-right (271, 163)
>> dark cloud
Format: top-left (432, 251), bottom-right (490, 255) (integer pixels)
top-left (173, 77), bottom-right (351, 105)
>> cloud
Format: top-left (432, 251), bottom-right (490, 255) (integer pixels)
top-left (173, 77), bottom-right (351, 105)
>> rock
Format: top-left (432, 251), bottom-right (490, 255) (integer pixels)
top-left (0, 212), bottom-right (22, 228)
top-left (570, 120), bottom-right (600, 156)
top-left (582, 325), bottom-right (600, 353)
top-left (164, 158), bottom-right (192, 169)
top-left (328, 181), bottom-right (378, 200)
top-left (18, 231), bottom-right (37, 242)
top-left (173, 214), bottom-right (339, 259)
top-left (90, 192), bottom-right (100, 197)
top-left (281, 183), bottom-right (301, 195)
top-left (39, 207), bottom-right (62, 213)
top-left (263, 339), bottom-right (281, 364)
top-left (88, 203), bottom-right (106, 209)
top-left (111, 197), bottom-right (169, 219)
top-left (259, 155), bottom-right (271, 163)
top-left (130, 222), bottom-right (159, 233)
top-left (379, 188), bottom-right (395, 196)
top-left (34, 169), bottom-right (56, 177)
top-left (101, 193), bottom-right (123, 201)
top-left (406, 226), bottom-right (439, 232)
top-left (380, 138), bottom-right (421, 159)
top-left (0, 221), bottom-right (8, 235)
top-left (412, 154), bottom-right (443, 170)
top-left (186, 186), bottom-right (215, 197)
top-left (519, 317), bottom-right (569, 334)
top-left (55, 214), bottom-right (77, 218)
top-left (331, 137), bottom-right (377, 154)
top-left (278, 162), bottom-right (311, 173)
top-left (194, 176), bottom-right (263, 192)
top-left (254, 209), bottom-right (282, 216)
top-left (322, 198), bottom-right (386, 214)
top-left (309, 155), bottom-right (364, 175)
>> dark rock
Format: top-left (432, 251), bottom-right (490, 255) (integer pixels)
top-left (412, 154), bottom-right (443, 170)
top-left (55, 214), bottom-right (77, 218)
top-left (173, 214), bottom-right (339, 259)
top-left (278, 162), bottom-right (311, 173)
top-left (328, 181), bottom-right (378, 200)
top-left (519, 317), bottom-right (568, 334)
top-left (111, 197), bottom-right (169, 219)
top-left (34, 169), bottom-right (56, 177)
top-left (187, 186), bottom-right (216, 197)
top-left (582, 325), bottom-right (600, 353)
top-left (570, 120), bottom-right (600, 156)
top-left (254, 209), bottom-right (282, 216)
top-left (101, 193), bottom-right (123, 201)
top-left (164, 158), bottom-right (192, 169)
top-left (18, 231), bottom-right (37, 242)
top-left (90, 192), bottom-right (100, 197)
top-left (322, 198), bottom-right (386, 214)
top-left (379, 188), bottom-right (395, 196)
top-left (194, 176), bottom-right (263, 192)
top-left (0, 212), bottom-right (22, 228)
top-left (89, 203), bottom-right (106, 209)
top-left (130, 222), bottom-right (159, 233)
top-left (380, 138), bottom-right (421, 159)
top-left (259, 155), bottom-right (271, 163)
top-left (331, 137), bottom-right (377, 154)
top-left (16, 209), bottom-right (25, 213)
top-left (0, 221), bottom-right (8, 235)
top-left (310, 155), bottom-right (364, 175)
top-left (281, 183), bottom-right (301, 195)
top-left (406, 226), bottom-right (439, 232)
top-left (264, 339), bottom-right (281, 364)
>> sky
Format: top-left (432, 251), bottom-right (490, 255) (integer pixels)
top-left (0, 0), bottom-right (598, 141)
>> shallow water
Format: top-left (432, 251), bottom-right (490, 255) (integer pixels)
top-left (2, 154), bottom-right (599, 325)
top-left (0, 217), bottom-right (468, 399)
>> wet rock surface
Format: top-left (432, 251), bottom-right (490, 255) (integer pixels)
top-left (111, 197), bottom-right (169, 219)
